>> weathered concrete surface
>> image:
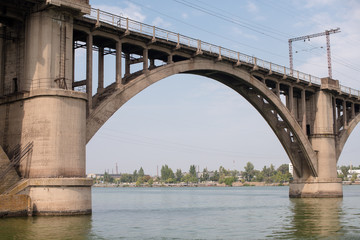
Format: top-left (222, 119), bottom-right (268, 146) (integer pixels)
top-left (0, 146), bottom-right (20, 194)
top-left (289, 178), bottom-right (343, 198)
top-left (0, 194), bottom-right (32, 217)
top-left (18, 178), bottom-right (93, 216)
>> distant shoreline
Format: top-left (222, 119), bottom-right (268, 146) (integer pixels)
top-left (93, 181), bottom-right (360, 188)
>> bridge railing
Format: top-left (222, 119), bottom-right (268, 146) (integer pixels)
top-left (86, 8), bottom-right (358, 97)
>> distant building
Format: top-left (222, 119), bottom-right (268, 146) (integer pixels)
top-left (289, 163), bottom-right (293, 175)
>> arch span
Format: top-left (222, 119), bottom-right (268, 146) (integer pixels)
top-left (86, 58), bottom-right (318, 177)
top-left (337, 113), bottom-right (360, 161)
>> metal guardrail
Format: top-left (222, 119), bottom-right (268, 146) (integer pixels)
top-left (86, 8), bottom-right (360, 99)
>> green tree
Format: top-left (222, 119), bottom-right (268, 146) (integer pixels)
top-left (189, 165), bottom-right (197, 178)
top-left (148, 178), bottom-right (154, 186)
top-left (277, 164), bottom-right (289, 175)
top-left (103, 172), bottom-right (114, 183)
top-left (161, 165), bottom-right (174, 181)
top-left (200, 168), bottom-right (209, 182)
top-left (340, 165), bottom-right (350, 178)
top-left (243, 162), bottom-right (255, 182)
top-left (175, 169), bottom-right (183, 182)
top-left (210, 170), bottom-right (219, 181)
top-left (138, 167), bottom-right (145, 178)
top-left (120, 173), bottom-right (132, 183)
top-left (133, 170), bottom-right (138, 182)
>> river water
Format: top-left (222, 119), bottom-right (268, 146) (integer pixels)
top-left (1, 185), bottom-right (360, 239)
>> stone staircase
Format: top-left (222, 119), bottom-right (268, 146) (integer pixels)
top-left (0, 146), bottom-right (21, 194)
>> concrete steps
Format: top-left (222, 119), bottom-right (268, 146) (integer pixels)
top-left (0, 146), bottom-right (21, 194)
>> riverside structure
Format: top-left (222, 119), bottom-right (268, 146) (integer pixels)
top-left (0, 0), bottom-right (360, 215)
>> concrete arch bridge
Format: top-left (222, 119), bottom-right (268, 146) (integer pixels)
top-left (0, 0), bottom-right (359, 215)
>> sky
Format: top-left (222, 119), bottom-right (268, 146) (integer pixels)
top-left (83, 0), bottom-right (360, 176)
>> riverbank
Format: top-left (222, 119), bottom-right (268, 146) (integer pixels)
top-left (93, 180), bottom-right (360, 188)
top-left (93, 181), bottom-right (290, 188)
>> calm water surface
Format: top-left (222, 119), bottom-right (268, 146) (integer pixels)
top-left (1, 185), bottom-right (360, 239)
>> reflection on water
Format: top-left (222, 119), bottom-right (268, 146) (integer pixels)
top-left (285, 198), bottom-right (343, 239)
top-left (0, 215), bottom-right (92, 240)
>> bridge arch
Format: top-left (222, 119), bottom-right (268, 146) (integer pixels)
top-left (337, 113), bottom-right (360, 161)
top-left (86, 57), bottom-right (318, 178)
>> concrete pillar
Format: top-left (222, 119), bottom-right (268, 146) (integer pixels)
top-left (149, 59), bottom-right (155, 69)
top-left (97, 47), bottom-right (104, 92)
top-left (86, 33), bottom-right (93, 111)
top-left (143, 48), bottom-right (148, 72)
top-left (115, 41), bottom-right (122, 85)
top-left (289, 85), bottom-right (294, 116)
top-left (167, 53), bottom-right (173, 64)
top-left (333, 97), bottom-right (338, 135)
top-left (301, 89), bottom-right (307, 133)
top-left (290, 91), bottom-right (342, 198)
top-left (276, 82), bottom-right (280, 98)
top-left (3, 6), bottom-right (93, 215)
top-left (351, 102), bottom-right (355, 120)
top-left (343, 100), bottom-right (348, 128)
top-left (125, 53), bottom-right (130, 77)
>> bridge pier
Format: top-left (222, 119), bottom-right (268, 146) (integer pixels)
top-left (289, 90), bottom-right (342, 198)
top-left (0, 0), bottom-right (92, 215)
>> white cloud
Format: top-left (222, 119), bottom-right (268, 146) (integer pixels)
top-left (152, 17), bottom-right (171, 28)
top-left (181, 13), bottom-right (189, 19)
top-left (231, 27), bottom-right (258, 41)
top-left (92, 1), bottom-right (146, 22)
top-left (247, 1), bottom-right (258, 13)
top-left (304, 0), bottom-right (336, 8)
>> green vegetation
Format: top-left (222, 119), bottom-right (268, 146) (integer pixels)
top-left (97, 162), bottom-right (294, 186)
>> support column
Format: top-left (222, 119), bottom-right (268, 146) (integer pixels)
top-left (149, 59), bottom-right (155, 70)
top-left (290, 90), bottom-right (342, 198)
top-left (167, 53), bottom-right (173, 64)
top-left (97, 47), bottom-right (104, 92)
top-left (276, 82), bottom-right (280, 98)
top-left (125, 53), bottom-right (130, 77)
top-left (343, 100), bottom-right (348, 128)
top-left (289, 85), bottom-right (294, 116)
top-left (115, 41), bottom-right (122, 85)
top-left (351, 102), bottom-right (355, 120)
top-left (333, 97), bottom-right (338, 135)
top-left (301, 89), bottom-right (307, 133)
top-left (143, 48), bottom-right (148, 72)
top-left (10, 5), bottom-right (93, 216)
top-left (86, 33), bottom-right (93, 112)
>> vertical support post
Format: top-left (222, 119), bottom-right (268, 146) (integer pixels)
top-left (351, 102), bottom-right (355, 120)
top-left (167, 53), bottom-right (173, 64)
top-left (288, 39), bottom-right (293, 75)
top-left (301, 89), bottom-right (307, 133)
top-left (289, 85), bottom-right (294, 116)
top-left (333, 97), bottom-right (338, 135)
top-left (343, 100), bottom-right (348, 128)
top-left (72, 41), bottom-right (75, 89)
top-left (143, 47), bottom-right (148, 72)
top-left (125, 53), bottom-right (130, 77)
top-left (276, 82), bottom-right (280, 98)
top-left (86, 33), bottom-right (93, 113)
top-left (149, 59), bottom-right (155, 69)
top-left (97, 47), bottom-right (104, 92)
top-left (116, 40), bottom-right (122, 85)
top-left (326, 31), bottom-right (332, 79)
